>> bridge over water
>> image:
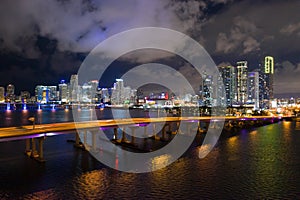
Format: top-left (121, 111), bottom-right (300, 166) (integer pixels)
top-left (0, 116), bottom-right (289, 162)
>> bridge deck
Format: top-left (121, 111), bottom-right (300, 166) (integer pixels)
top-left (0, 116), bottom-right (283, 141)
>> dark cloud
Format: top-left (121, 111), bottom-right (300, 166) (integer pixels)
top-left (274, 61), bottom-right (300, 95)
top-left (0, 0), bottom-right (299, 95)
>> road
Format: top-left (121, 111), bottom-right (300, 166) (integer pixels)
top-left (0, 116), bottom-right (283, 141)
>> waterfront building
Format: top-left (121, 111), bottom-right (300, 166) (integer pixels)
top-left (236, 61), bottom-right (248, 104)
top-left (130, 89), bottom-right (137, 104)
top-left (35, 85), bottom-right (57, 104)
top-left (219, 65), bottom-right (237, 106)
top-left (6, 84), bottom-right (15, 103)
top-left (247, 72), bottom-right (260, 109)
top-left (81, 83), bottom-right (92, 103)
top-left (69, 74), bottom-right (79, 102)
top-left (262, 56), bottom-right (274, 100)
top-left (88, 80), bottom-right (99, 103)
top-left (20, 91), bottom-right (31, 103)
top-left (200, 72), bottom-right (213, 107)
top-left (58, 80), bottom-right (68, 103)
top-left (48, 86), bottom-right (57, 101)
top-left (35, 85), bottom-right (46, 103)
top-left (100, 88), bottom-right (110, 103)
top-left (111, 79), bottom-right (125, 105)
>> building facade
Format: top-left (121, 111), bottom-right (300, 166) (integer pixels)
top-left (237, 61), bottom-right (248, 104)
top-left (219, 65), bottom-right (236, 106)
top-left (262, 56), bottom-right (274, 100)
top-left (248, 72), bottom-right (260, 109)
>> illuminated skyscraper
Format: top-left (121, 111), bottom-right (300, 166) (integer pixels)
top-left (20, 91), bottom-right (31, 103)
top-left (48, 86), bottom-right (57, 101)
top-left (200, 72), bottom-right (213, 107)
top-left (6, 84), bottom-right (15, 102)
top-left (248, 72), bottom-right (259, 109)
top-left (59, 80), bottom-right (68, 103)
top-left (219, 65), bottom-right (236, 106)
top-left (70, 74), bottom-right (79, 102)
top-left (88, 80), bottom-right (99, 103)
top-left (100, 88), bottom-right (110, 103)
top-left (112, 79), bottom-right (125, 105)
top-left (81, 83), bottom-right (92, 103)
top-left (35, 85), bottom-right (56, 103)
top-left (237, 61), bottom-right (248, 104)
top-left (262, 56), bottom-right (274, 100)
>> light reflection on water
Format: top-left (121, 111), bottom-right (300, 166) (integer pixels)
top-left (0, 110), bottom-right (299, 199)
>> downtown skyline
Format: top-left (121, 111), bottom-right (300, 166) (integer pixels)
top-left (0, 0), bottom-right (299, 96)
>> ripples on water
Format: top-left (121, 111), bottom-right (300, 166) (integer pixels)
top-left (0, 110), bottom-right (300, 199)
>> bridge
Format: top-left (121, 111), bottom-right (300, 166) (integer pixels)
top-left (0, 116), bottom-right (289, 162)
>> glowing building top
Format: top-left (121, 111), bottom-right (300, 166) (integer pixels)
top-left (264, 56), bottom-right (274, 74)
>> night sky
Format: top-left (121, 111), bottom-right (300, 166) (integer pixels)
top-left (0, 0), bottom-right (299, 96)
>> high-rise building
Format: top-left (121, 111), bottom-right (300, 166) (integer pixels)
top-left (81, 83), bottom-right (92, 103)
top-left (88, 80), bottom-right (99, 103)
top-left (48, 86), bottom-right (57, 101)
top-left (100, 88), bottom-right (110, 103)
top-left (35, 85), bottom-right (57, 103)
top-left (200, 72), bottom-right (213, 107)
top-left (262, 56), bottom-right (274, 100)
top-left (70, 74), bottom-right (79, 102)
top-left (248, 72), bottom-right (259, 109)
top-left (0, 87), bottom-right (5, 102)
top-left (20, 91), bottom-right (31, 103)
top-left (6, 84), bottom-right (15, 102)
top-left (236, 61), bottom-right (248, 104)
top-left (59, 80), bottom-right (68, 103)
top-left (219, 65), bottom-right (236, 106)
top-left (112, 79), bottom-right (125, 105)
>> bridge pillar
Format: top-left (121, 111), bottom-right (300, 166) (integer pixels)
top-left (152, 123), bottom-right (159, 140)
top-left (161, 125), bottom-right (167, 141)
top-left (198, 121), bottom-right (207, 133)
top-left (143, 126), bottom-right (148, 140)
top-left (83, 130), bottom-right (88, 150)
top-left (167, 122), bottom-right (172, 134)
top-left (37, 137), bottom-right (46, 162)
top-left (24, 138), bottom-right (31, 156)
top-left (186, 123), bottom-right (191, 136)
top-left (173, 121), bottom-right (181, 134)
top-left (121, 127), bottom-right (129, 143)
top-left (30, 138), bottom-right (39, 158)
top-left (74, 132), bottom-right (83, 148)
top-left (129, 126), bottom-right (137, 144)
top-left (113, 128), bottom-right (118, 140)
top-left (91, 131), bottom-right (97, 152)
top-left (24, 137), bottom-right (46, 162)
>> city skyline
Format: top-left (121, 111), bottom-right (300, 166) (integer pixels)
top-left (0, 0), bottom-right (299, 97)
top-left (0, 1), bottom-right (300, 198)
top-left (0, 55), bottom-right (291, 111)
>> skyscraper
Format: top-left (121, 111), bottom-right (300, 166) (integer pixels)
top-left (88, 80), bottom-right (99, 103)
top-left (6, 84), bottom-right (15, 102)
top-left (112, 79), bottom-right (125, 105)
top-left (59, 80), bottom-right (68, 103)
top-left (236, 61), bottom-right (248, 104)
top-left (248, 72), bottom-right (259, 109)
top-left (200, 72), bottom-right (213, 107)
top-left (70, 74), bottom-right (79, 102)
top-left (219, 65), bottom-right (236, 106)
top-left (35, 85), bottom-right (57, 103)
top-left (263, 56), bottom-right (274, 100)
